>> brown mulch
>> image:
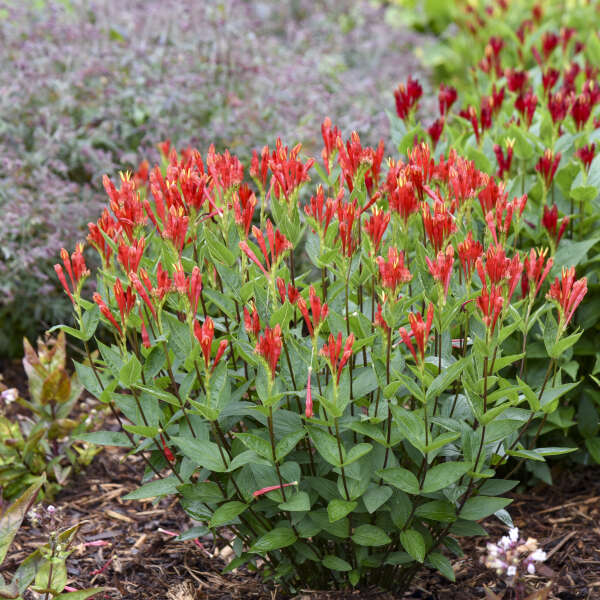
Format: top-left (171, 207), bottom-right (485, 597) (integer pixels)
top-left (3, 443), bottom-right (599, 600)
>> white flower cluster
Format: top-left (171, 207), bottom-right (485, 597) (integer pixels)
top-left (483, 527), bottom-right (547, 581)
top-left (0, 388), bottom-right (18, 404)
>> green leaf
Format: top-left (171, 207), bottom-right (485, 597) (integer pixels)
top-left (328, 499), bottom-right (357, 523)
top-left (322, 555), bottom-right (352, 572)
top-left (421, 462), bottom-right (471, 494)
top-left (585, 437), bottom-right (600, 463)
top-left (425, 358), bottom-right (467, 401)
top-left (119, 355), bottom-right (142, 387)
top-left (249, 528), bottom-right (297, 553)
top-left (377, 467), bottom-right (420, 494)
top-left (343, 443), bottom-right (372, 466)
top-left (54, 589), bottom-right (104, 600)
top-left (460, 496), bottom-right (512, 521)
top-left (400, 529), bottom-right (426, 563)
top-left (209, 501), bottom-right (247, 527)
top-left (77, 431), bottom-right (132, 447)
top-left (351, 524), bottom-right (391, 547)
top-left (205, 228), bottom-right (236, 266)
top-left (426, 552), bottom-right (455, 581)
top-left (540, 381), bottom-right (580, 413)
top-left (81, 305), bottom-right (100, 341)
top-left (275, 431), bottom-right (305, 462)
top-left (278, 492), bottom-right (310, 512)
top-left (235, 433), bottom-right (272, 461)
top-left (362, 486), bottom-right (392, 514)
top-left (307, 426), bottom-right (342, 467)
top-left (123, 476), bottom-right (179, 500)
top-left (415, 500), bottom-right (456, 523)
top-left (0, 477), bottom-right (44, 563)
top-left (172, 436), bottom-right (229, 472)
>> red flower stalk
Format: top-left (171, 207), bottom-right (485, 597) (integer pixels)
top-left (114, 279), bottom-right (135, 329)
top-left (240, 220), bottom-right (292, 275)
top-left (376, 247), bottom-right (412, 296)
top-left (194, 317), bottom-right (228, 373)
top-left (102, 173), bottom-right (147, 243)
top-left (388, 175), bottom-right (419, 224)
top-left (130, 271), bottom-right (157, 320)
top-left (476, 284), bottom-right (504, 334)
top-left (548, 91), bottom-right (569, 124)
top-left (515, 89), bottom-right (537, 127)
top-left (399, 303), bottom-right (434, 365)
top-left (298, 286), bottom-right (329, 338)
top-left (494, 140), bottom-right (514, 179)
top-left (481, 245), bottom-right (510, 285)
top-left (374, 303), bottom-right (390, 335)
top-left (438, 83), bottom-right (457, 116)
top-left (364, 207), bottom-right (390, 254)
top-left (542, 204), bottom-right (568, 246)
top-left (256, 325), bottom-right (283, 378)
top-left (276, 277), bottom-right (287, 304)
top-left (506, 254), bottom-right (524, 300)
top-left (336, 132), bottom-right (384, 192)
top-left (561, 26), bottom-right (576, 50)
top-left (426, 245), bottom-right (454, 300)
top-left (576, 143), bottom-right (596, 172)
top-left (243, 305), bottom-right (261, 339)
top-left (173, 263), bottom-right (188, 294)
top-left (447, 155), bottom-right (483, 208)
top-left (571, 93), bottom-right (592, 130)
top-left (546, 267), bottom-right (588, 328)
top-left (394, 76), bottom-right (422, 120)
top-left (459, 106), bottom-right (481, 144)
top-left (54, 245), bottom-right (89, 304)
top-left (233, 185), bottom-right (257, 238)
top-left (93, 292), bottom-right (123, 336)
top-left (206, 145), bottom-right (244, 196)
top-left (407, 143), bottom-right (435, 200)
top-left (269, 138), bottom-right (314, 203)
top-left (320, 332), bottom-right (355, 384)
top-left (162, 207), bottom-right (189, 254)
top-left (542, 68), bottom-right (560, 96)
top-left (321, 117), bottom-right (341, 174)
top-left (287, 283), bottom-right (300, 305)
top-left (305, 367), bottom-right (313, 418)
top-left (250, 145), bottom-right (270, 190)
top-left (428, 117), bottom-right (445, 148)
top-left (541, 31), bottom-right (560, 60)
top-left (156, 263), bottom-right (172, 301)
top-left (160, 434), bottom-right (176, 463)
top-left (536, 149), bottom-right (561, 188)
top-left (422, 201), bottom-right (457, 254)
top-left (486, 197), bottom-right (514, 246)
top-left (505, 69), bottom-right (529, 95)
top-left (253, 481), bottom-right (297, 498)
top-left (458, 232), bottom-right (483, 282)
top-left (88, 209), bottom-right (120, 263)
top-left (188, 267), bottom-right (202, 317)
top-left (522, 248), bottom-right (553, 299)
top-left (337, 199), bottom-right (358, 257)
top-left (304, 185), bottom-right (340, 236)
top-left (117, 237), bottom-right (145, 275)
top-left (139, 308), bottom-right (151, 349)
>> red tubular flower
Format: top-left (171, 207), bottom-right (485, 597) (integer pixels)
top-left (305, 367), bottom-right (313, 418)
top-left (163, 207), bottom-right (189, 254)
top-left (155, 263), bottom-right (172, 300)
top-left (426, 245), bottom-right (454, 300)
top-left (305, 185), bottom-right (341, 236)
top-left (320, 332), bottom-right (355, 384)
top-left (256, 325), bottom-right (283, 378)
top-left (542, 68), bottom-right (560, 96)
top-left (547, 267), bottom-right (588, 328)
top-left (54, 246), bottom-right (89, 304)
top-left (337, 200), bottom-right (358, 257)
top-left (194, 317), bottom-right (215, 368)
top-left (399, 303), bottom-right (434, 364)
top-left (494, 140), bottom-right (514, 179)
top-left (188, 267), bottom-right (202, 317)
top-left (243, 305), bottom-right (261, 338)
top-left (476, 284), bottom-right (504, 334)
top-left (93, 292), bottom-right (123, 336)
top-left (459, 106), bottom-right (480, 144)
top-left (428, 117), bottom-right (445, 148)
top-left (541, 31), bottom-right (559, 60)
top-left (139, 308), bottom-right (151, 349)
top-left (422, 201), bottom-right (457, 254)
top-left (458, 232), bottom-right (483, 282)
top-left (571, 93), bottom-right (592, 130)
top-left (363, 207), bottom-right (390, 254)
top-left (523, 248), bottom-right (553, 299)
top-left (576, 144), bottom-right (596, 172)
top-left (253, 481), bottom-right (297, 498)
top-left (374, 303), bottom-right (390, 335)
top-left (287, 284), bottom-right (300, 305)
top-left (407, 143), bottom-right (435, 201)
top-left (388, 175), bottom-right (419, 224)
top-left (114, 279), bottom-right (136, 328)
top-left (515, 89), bottom-right (537, 127)
top-left (321, 117), bottom-right (341, 174)
top-left (506, 254), bottom-right (524, 300)
top-left (160, 434), bottom-right (176, 463)
top-left (376, 247), bottom-right (412, 296)
top-left (548, 91), bottom-right (569, 124)
top-left (173, 263), bottom-right (188, 295)
top-left (88, 209), bottom-right (120, 263)
top-left (483, 245), bottom-right (510, 285)
top-left (117, 237), bottom-right (145, 275)
top-left (213, 340), bottom-right (228, 372)
top-left (269, 138), bottom-right (314, 203)
top-left (240, 220), bottom-right (292, 275)
top-left (206, 145), bottom-right (244, 197)
top-left (447, 155), bottom-right (483, 209)
top-left (394, 76), bottom-right (422, 120)
top-left (250, 145), bottom-right (270, 190)
top-left (438, 83), bottom-right (458, 116)
top-left (233, 185), bottom-right (257, 238)
top-left (103, 173), bottom-right (147, 243)
top-left (542, 204), bottom-right (569, 246)
top-left (276, 277), bottom-right (287, 304)
top-left (130, 271), bottom-right (157, 320)
top-left (336, 132), bottom-right (383, 193)
top-left (535, 149), bottom-right (561, 188)
top-left (486, 197), bottom-right (514, 246)
top-left (298, 286), bottom-right (329, 338)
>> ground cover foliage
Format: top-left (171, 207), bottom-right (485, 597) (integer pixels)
top-left (386, 0), bottom-right (600, 474)
top-left (0, 0), bottom-right (424, 357)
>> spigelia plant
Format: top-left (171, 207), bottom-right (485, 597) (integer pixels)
top-left (389, 0), bottom-right (600, 474)
top-left (0, 332), bottom-right (99, 501)
top-left (55, 129), bottom-right (586, 593)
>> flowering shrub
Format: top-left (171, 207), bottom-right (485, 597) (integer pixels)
top-left (54, 125), bottom-right (587, 592)
top-left (0, 0), bottom-right (425, 357)
top-left (0, 333), bottom-right (99, 501)
top-left (389, 0), bottom-right (600, 475)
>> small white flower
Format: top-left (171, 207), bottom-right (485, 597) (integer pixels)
top-left (507, 565), bottom-right (517, 577)
top-left (1, 388), bottom-right (18, 403)
top-left (527, 562), bottom-right (536, 574)
top-left (509, 527), bottom-right (519, 542)
top-left (46, 505), bottom-right (56, 514)
top-left (499, 535), bottom-right (512, 550)
top-left (530, 549), bottom-right (547, 562)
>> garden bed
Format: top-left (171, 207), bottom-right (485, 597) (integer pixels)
top-left (4, 438), bottom-right (598, 599)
